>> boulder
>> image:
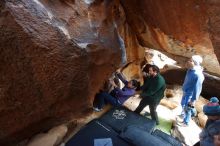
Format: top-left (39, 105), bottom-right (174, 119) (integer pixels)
top-left (195, 97), bottom-right (209, 113)
top-left (161, 68), bottom-right (220, 99)
top-left (160, 98), bottom-right (179, 110)
top-left (160, 85), bottom-right (183, 110)
top-left (198, 112), bottom-right (208, 128)
top-left (172, 120), bottom-right (202, 146)
top-left (27, 125), bottom-right (68, 146)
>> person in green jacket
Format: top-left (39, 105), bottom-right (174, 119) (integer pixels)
top-left (134, 65), bottom-right (166, 125)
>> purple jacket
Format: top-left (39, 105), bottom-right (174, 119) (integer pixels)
top-left (114, 73), bottom-right (135, 104)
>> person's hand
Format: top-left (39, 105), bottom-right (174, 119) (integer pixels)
top-left (142, 71), bottom-right (147, 77)
top-left (187, 101), bottom-right (195, 108)
top-left (109, 79), bottom-right (117, 87)
top-left (114, 70), bottom-right (120, 77)
top-left (189, 100), bottom-right (195, 105)
top-left (214, 134), bottom-right (220, 146)
top-left (115, 69), bottom-right (121, 73)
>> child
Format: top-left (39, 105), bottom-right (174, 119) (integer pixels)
top-left (199, 97), bottom-right (220, 146)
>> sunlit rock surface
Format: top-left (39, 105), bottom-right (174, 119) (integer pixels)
top-left (27, 125), bottom-right (67, 146)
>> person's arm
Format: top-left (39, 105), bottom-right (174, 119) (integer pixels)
top-left (182, 72), bottom-right (198, 104)
top-left (109, 79), bottom-right (118, 88)
top-left (190, 76), bottom-right (203, 103)
top-left (114, 87), bottom-right (135, 97)
top-left (140, 76), bottom-right (150, 90)
top-left (115, 72), bottom-right (128, 85)
top-left (192, 77), bottom-right (202, 102)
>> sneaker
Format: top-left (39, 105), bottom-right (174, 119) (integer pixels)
top-left (176, 115), bottom-right (184, 122)
top-left (143, 112), bottom-right (151, 117)
top-left (93, 107), bottom-right (102, 112)
top-left (177, 121), bottom-right (188, 127)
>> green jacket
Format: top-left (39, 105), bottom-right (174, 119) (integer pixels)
top-left (140, 73), bottom-right (166, 104)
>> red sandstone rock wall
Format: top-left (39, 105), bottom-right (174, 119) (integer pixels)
top-left (0, 0), bottom-right (121, 145)
top-left (120, 0), bottom-right (220, 75)
top-left (207, 1), bottom-right (220, 64)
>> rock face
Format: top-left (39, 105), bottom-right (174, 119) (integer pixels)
top-left (207, 1), bottom-right (220, 64)
top-left (1, 0), bottom-right (220, 145)
top-left (120, 0), bottom-right (220, 75)
top-left (0, 0), bottom-right (122, 145)
top-left (27, 125), bottom-right (68, 146)
top-left (161, 68), bottom-right (220, 99)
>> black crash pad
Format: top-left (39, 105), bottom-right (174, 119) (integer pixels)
top-left (152, 129), bottom-right (183, 146)
top-left (66, 119), bottom-right (133, 146)
top-left (99, 107), bottom-right (156, 133)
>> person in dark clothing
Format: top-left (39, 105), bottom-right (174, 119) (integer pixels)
top-left (134, 65), bottom-right (166, 125)
top-left (142, 63), bottom-right (151, 76)
top-left (93, 72), bottom-right (139, 112)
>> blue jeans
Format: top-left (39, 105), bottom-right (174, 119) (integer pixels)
top-left (181, 93), bottom-right (192, 107)
top-left (95, 92), bottom-right (121, 109)
top-left (183, 106), bottom-right (196, 125)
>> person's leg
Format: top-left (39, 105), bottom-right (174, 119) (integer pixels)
top-left (181, 94), bottom-right (188, 107)
top-left (134, 98), bottom-right (149, 114)
top-left (180, 94), bottom-right (191, 117)
top-left (183, 107), bottom-right (192, 125)
top-left (149, 103), bottom-right (159, 125)
top-left (101, 92), bottom-right (120, 106)
top-left (94, 92), bottom-right (105, 109)
top-left (180, 94), bottom-right (188, 118)
top-left (93, 93), bottom-right (99, 107)
top-left (110, 88), bottom-right (117, 97)
top-left (191, 107), bottom-right (197, 117)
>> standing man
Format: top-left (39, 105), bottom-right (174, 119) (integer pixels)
top-left (134, 65), bottom-right (166, 125)
top-left (178, 55), bottom-right (205, 126)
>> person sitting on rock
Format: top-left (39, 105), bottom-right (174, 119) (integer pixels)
top-left (93, 71), bottom-right (139, 112)
top-left (199, 97), bottom-right (220, 146)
